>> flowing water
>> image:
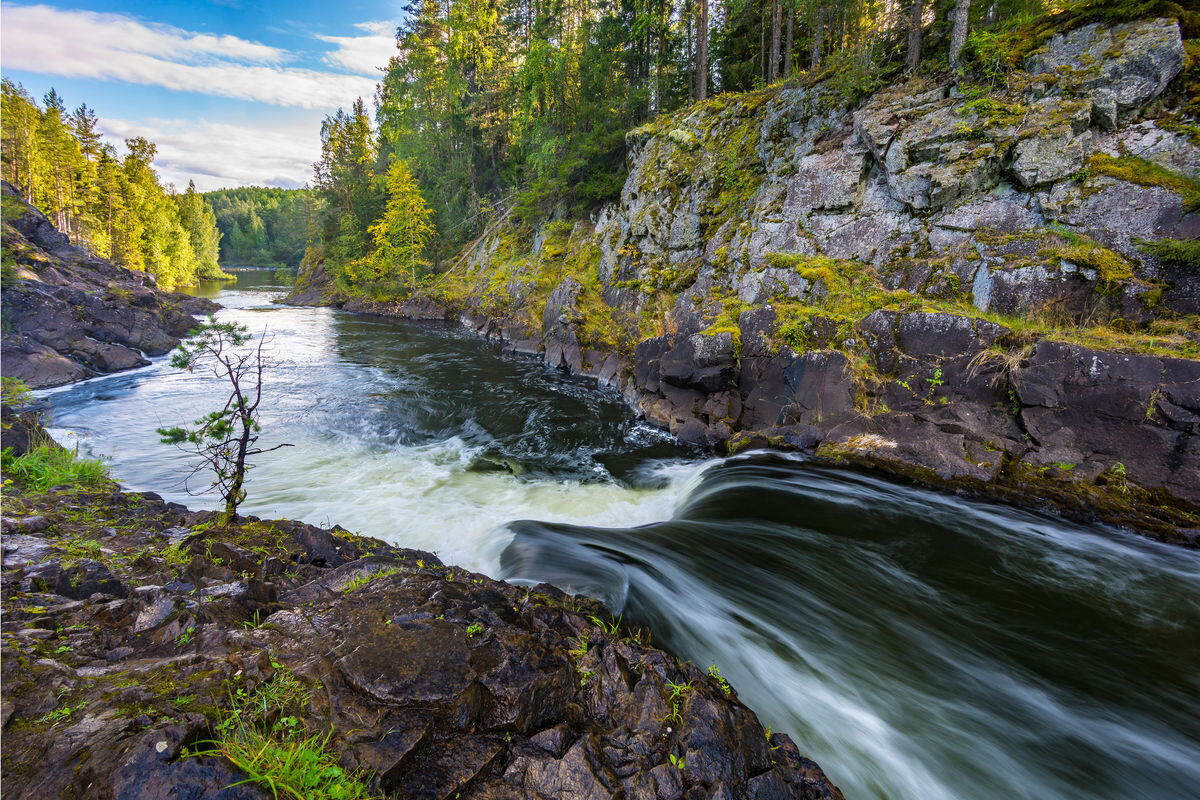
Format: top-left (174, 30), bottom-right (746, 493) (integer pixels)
top-left (38, 270), bottom-right (1200, 800)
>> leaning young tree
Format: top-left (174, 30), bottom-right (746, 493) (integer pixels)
top-left (158, 318), bottom-right (291, 522)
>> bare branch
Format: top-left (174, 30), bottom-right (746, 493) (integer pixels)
top-left (157, 319), bottom-right (291, 522)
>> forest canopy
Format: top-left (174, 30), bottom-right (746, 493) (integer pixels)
top-left (307, 0), bottom-right (1195, 294)
top-left (1, 80), bottom-right (227, 289)
top-left (203, 186), bottom-right (316, 268)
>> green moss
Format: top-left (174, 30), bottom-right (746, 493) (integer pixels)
top-left (1138, 238), bottom-right (1200, 270)
top-left (1059, 243), bottom-right (1134, 282)
top-left (1088, 153), bottom-right (1200, 212)
top-left (964, 0), bottom-right (1193, 74)
top-left (1, 192), bottom-right (28, 223)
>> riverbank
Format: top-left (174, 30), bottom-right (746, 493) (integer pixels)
top-left (284, 11), bottom-right (1200, 545)
top-left (281, 288), bottom-right (1200, 546)
top-left (0, 418), bottom-right (843, 800)
top-left (1, 182), bottom-right (219, 389)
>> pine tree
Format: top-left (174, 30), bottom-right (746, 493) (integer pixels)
top-left (349, 158), bottom-right (435, 288)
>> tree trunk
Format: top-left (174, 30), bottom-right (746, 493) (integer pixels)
top-left (784, 6), bottom-right (794, 77)
top-left (760, 3), bottom-right (766, 83)
top-left (811, 5), bottom-right (825, 70)
top-left (906, 0), bottom-right (925, 72)
top-left (697, 0), bottom-right (709, 101)
top-left (225, 411), bottom-right (252, 523)
top-left (950, 0), bottom-right (971, 70)
top-left (769, 0), bottom-right (783, 82)
top-left (686, 0), bottom-right (694, 104)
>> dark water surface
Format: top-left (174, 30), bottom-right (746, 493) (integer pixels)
top-left (39, 270), bottom-right (1200, 800)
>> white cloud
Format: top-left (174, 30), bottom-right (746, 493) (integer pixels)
top-left (315, 20), bottom-right (398, 76)
top-left (100, 116), bottom-right (319, 192)
top-left (1, 5), bottom-right (381, 109)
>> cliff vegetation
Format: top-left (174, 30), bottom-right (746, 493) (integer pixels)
top-left (289, 0), bottom-right (1200, 541)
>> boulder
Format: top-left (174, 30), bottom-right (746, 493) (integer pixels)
top-left (1025, 18), bottom-right (1186, 128)
top-left (542, 278), bottom-right (585, 372)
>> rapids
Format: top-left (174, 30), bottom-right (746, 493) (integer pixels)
top-left (39, 270), bottom-right (1200, 800)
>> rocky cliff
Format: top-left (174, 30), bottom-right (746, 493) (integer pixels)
top-left (290, 14), bottom-right (1200, 542)
top-left (1, 181), bottom-right (217, 389)
top-left (0, 437), bottom-right (843, 800)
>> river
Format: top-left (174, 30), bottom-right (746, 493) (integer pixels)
top-left (38, 270), bottom-right (1200, 800)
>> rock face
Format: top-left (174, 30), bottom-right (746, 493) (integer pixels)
top-left (0, 474), bottom-right (844, 800)
top-left (1025, 18), bottom-right (1187, 129)
top-left (287, 16), bottom-right (1200, 541)
top-left (1, 182), bottom-right (217, 389)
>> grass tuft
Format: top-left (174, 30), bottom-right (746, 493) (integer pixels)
top-left (2, 444), bottom-right (109, 491)
top-left (188, 667), bottom-right (373, 800)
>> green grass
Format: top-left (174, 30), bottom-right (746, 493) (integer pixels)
top-left (340, 566), bottom-right (402, 593)
top-left (1, 376), bottom-right (32, 406)
top-left (1, 444), bottom-right (109, 491)
top-left (200, 728), bottom-right (372, 800)
top-left (188, 667), bottom-right (373, 800)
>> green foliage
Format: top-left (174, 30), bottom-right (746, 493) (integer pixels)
top-left (2, 377), bottom-right (33, 407)
top-left (1138, 238), bottom-right (1200, 270)
top-left (1, 444), bottom-right (109, 491)
top-left (175, 181), bottom-right (228, 279)
top-left (1, 80), bottom-right (216, 289)
top-left (204, 187), bottom-right (316, 268)
top-left (664, 679), bottom-right (693, 703)
top-left (706, 665), bottom-right (732, 697)
top-left (340, 566), bottom-right (402, 593)
top-left (963, 0), bottom-right (1193, 75)
top-left (804, 46), bottom-right (890, 109)
top-left (311, 98), bottom-right (379, 281)
top-left (37, 700), bottom-right (87, 726)
top-left (347, 159), bottom-right (436, 289)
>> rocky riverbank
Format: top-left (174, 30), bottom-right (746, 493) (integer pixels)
top-left (1, 182), bottom-right (217, 389)
top-left (0, 412), bottom-right (843, 800)
top-left (288, 12), bottom-right (1200, 544)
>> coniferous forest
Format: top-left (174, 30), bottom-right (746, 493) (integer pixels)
top-left (1, 81), bottom-right (227, 289)
top-left (304, 0), bottom-right (1197, 291)
top-left (203, 187), bottom-right (315, 268)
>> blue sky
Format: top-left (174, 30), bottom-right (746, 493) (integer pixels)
top-left (1, 1), bottom-right (406, 190)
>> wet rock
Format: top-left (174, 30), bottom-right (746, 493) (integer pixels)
top-left (660, 332), bottom-right (739, 393)
top-left (1012, 342), bottom-right (1200, 504)
top-left (543, 277), bottom-right (585, 373)
top-left (780, 352), bottom-right (856, 427)
top-left (895, 312), bottom-right (1009, 359)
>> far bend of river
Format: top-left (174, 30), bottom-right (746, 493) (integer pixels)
top-left (40, 270), bottom-right (1200, 800)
